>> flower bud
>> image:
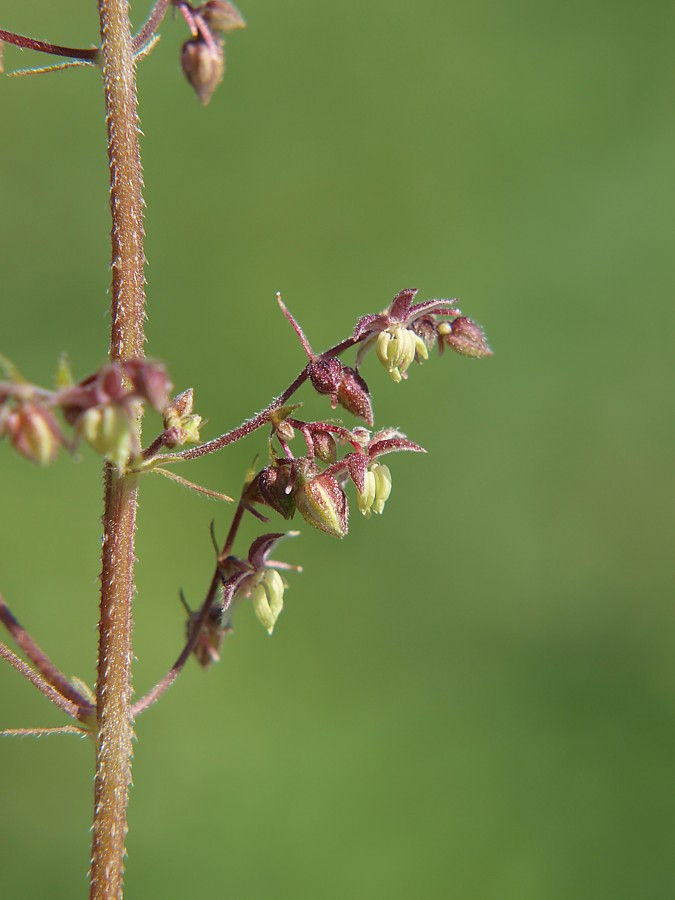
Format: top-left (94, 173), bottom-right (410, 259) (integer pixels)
top-left (411, 316), bottom-right (438, 354)
top-left (336, 367), bottom-right (373, 425)
top-left (162, 389), bottom-right (202, 447)
top-left (251, 569), bottom-right (285, 634)
top-left (312, 430), bottom-right (337, 464)
top-left (181, 37), bottom-right (224, 106)
top-left (188, 603), bottom-right (230, 669)
top-left (357, 462), bottom-right (392, 518)
top-left (123, 359), bottom-right (172, 410)
top-left (6, 403), bottom-right (61, 465)
top-left (249, 462), bottom-right (296, 519)
top-left (201, 1), bottom-right (247, 33)
top-left (308, 358), bottom-right (343, 397)
top-left (439, 317), bottom-right (492, 358)
top-left (295, 472), bottom-right (348, 538)
top-left (79, 405), bottom-right (134, 468)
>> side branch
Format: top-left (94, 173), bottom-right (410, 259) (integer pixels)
top-left (0, 593), bottom-right (92, 709)
top-left (0, 28), bottom-right (99, 62)
top-left (132, 500), bottom-right (247, 716)
top-left (133, 0), bottom-right (173, 52)
top-left (154, 336), bottom-right (359, 465)
top-left (0, 642), bottom-right (82, 719)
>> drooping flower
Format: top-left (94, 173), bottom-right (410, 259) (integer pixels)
top-left (353, 288), bottom-right (491, 381)
top-left (295, 471), bottom-right (349, 539)
top-left (356, 461), bottom-right (392, 518)
top-left (217, 532), bottom-right (300, 636)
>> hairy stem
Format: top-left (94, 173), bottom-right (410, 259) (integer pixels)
top-left (90, 0), bottom-right (146, 897)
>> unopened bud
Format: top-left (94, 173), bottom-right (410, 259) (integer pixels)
top-left (251, 569), bottom-right (285, 634)
top-left (123, 359), bottom-right (172, 410)
top-left (79, 405), bottom-right (134, 468)
top-left (250, 462), bottom-right (296, 519)
top-left (6, 404), bottom-right (61, 465)
top-left (411, 316), bottom-right (438, 354)
top-left (181, 37), bottom-right (224, 106)
top-left (270, 406), bottom-right (298, 443)
top-left (308, 358), bottom-right (343, 397)
top-left (440, 317), bottom-right (492, 358)
top-left (336, 367), bottom-right (373, 425)
top-left (312, 430), bottom-right (337, 464)
top-left (188, 603), bottom-right (229, 669)
top-left (202, 1), bottom-right (247, 33)
top-left (295, 472), bottom-right (349, 538)
top-left (163, 389), bottom-right (202, 447)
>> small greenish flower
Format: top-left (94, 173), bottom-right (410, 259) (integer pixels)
top-left (250, 568), bottom-right (285, 634)
top-left (79, 405), bottom-right (134, 469)
top-left (163, 389), bottom-right (202, 446)
top-left (5, 403), bottom-right (62, 465)
top-left (295, 471), bottom-right (349, 538)
top-left (357, 462), bottom-right (392, 518)
top-left (376, 325), bottom-right (428, 383)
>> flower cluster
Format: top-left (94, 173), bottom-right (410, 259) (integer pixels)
top-left (0, 356), bottom-right (171, 468)
top-left (175, 288), bottom-right (490, 647)
top-left (2, 289), bottom-right (490, 650)
top-left (178, 1), bottom-right (246, 105)
top-left (353, 288), bottom-right (492, 382)
top-left (246, 424), bottom-right (424, 540)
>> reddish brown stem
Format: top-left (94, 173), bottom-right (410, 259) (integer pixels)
top-left (132, 0), bottom-right (173, 52)
top-left (153, 336), bottom-right (358, 465)
top-left (0, 641), bottom-right (81, 719)
top-left (0, 594), bottom-right (92, 709)
top-left (89, 0), bottom-right (147, 897)
top-left (131, 499), bottom-right (247, 716)
top-left (0, 28), bottom-right (99, 62)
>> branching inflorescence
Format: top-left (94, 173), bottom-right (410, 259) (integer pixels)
top-left (1, 288), bottom-right (490, 719)
top-left (0, 3), bottom-right (491, 896)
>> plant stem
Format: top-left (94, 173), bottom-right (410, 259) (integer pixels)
top-left (90, 0), bottom-right (146, 897)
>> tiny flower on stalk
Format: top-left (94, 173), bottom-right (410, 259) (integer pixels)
top-left (79, 406), bottom-right (134, 469)
top-left (60, 360), bottom-right (171, 468)
top-left (278, 296), bottom-right (373, 424)
top-left (437, 317), bottom-right (493, 358)
top-left (247, 460), bottom-right (297, 519)
top-left (162, 388), bottom-right (202, 448)
top-left (356, 461), bottom-right (392, 518)
top-left (219, 533), bottom-right (300, 636)
top-left (376, 325), bottom-right (428, 383)
top-left (201, 1), bottom-right (247, 33)
top-left (4, 402), bottom-right (62, 465)
top-left (353, 288), bottom-right (491, 381)
top-left (181, 592), bottom-right (230, 670)
top-left (294, 469), bottom-right (349, 539)
top-left (181, 37), bottom-right (224, 106)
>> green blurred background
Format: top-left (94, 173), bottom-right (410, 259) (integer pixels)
top-left (1, 1), bottom-right (674, 897)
